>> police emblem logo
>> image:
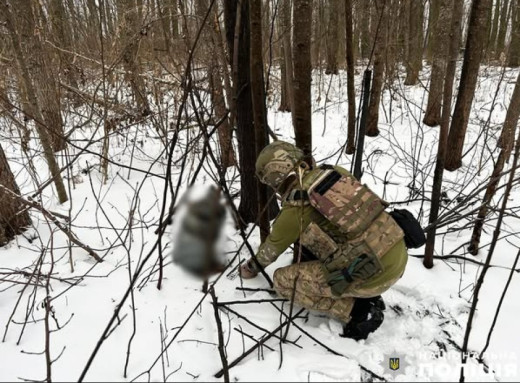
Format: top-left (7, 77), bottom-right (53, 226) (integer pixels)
top-left (389, 357), bottom-right (400, 371)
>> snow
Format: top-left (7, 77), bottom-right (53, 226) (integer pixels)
top-left (1, 64), bottom-right (520, 382)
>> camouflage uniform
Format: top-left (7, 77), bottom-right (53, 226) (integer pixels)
top-left (255, 166), bottom-right (408, 323)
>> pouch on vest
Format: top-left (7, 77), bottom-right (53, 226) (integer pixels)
top-left (326, 253), bottom-right (384, 296)
top-left (307, 169), bottom-right (388, 239)
top-left (389, 209), bottom-right (425, 249)
top-left (300, 222), bottom-right (338, 263)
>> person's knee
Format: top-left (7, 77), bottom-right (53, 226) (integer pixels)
top-left (273, 268), bottom-right (284, 290)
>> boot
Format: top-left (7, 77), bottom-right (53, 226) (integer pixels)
top-left (341, 296), bottom-right (385, 340)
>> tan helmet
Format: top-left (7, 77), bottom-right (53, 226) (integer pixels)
top-left (255, 140), bottom-right (304, 189)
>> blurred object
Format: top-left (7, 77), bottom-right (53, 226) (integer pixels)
top-left (171, 185), bottom-right (227, 279)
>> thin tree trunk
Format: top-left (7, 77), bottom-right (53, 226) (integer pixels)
top-left (117, 0), bottom-right (150, 115)
top-left (445, 0), bottom-right (492, 171)
top-left (496, 0), bottom-right (511, 56)
top-left (0, 143), bottom-right (31, 246)
top-left (488, 0), bottom-right (501, 59)
top-left (423, 0), bottom-right (464, 269)
top-left (250, 0), bottom-right (271, 241)
top-left (360, 0), bottom-right (371, 60)
top-left (425, 0), bottom-right (441, 64)
top-left (50, 0), bottom-right (80, 102)
top-left (468, 70), bottom-right (520, 254)
top-left (345, 0), bottom-right (356, 154)
top-left (0, 0), bottom-right (68, 203)
top-left (281, 0), bottom-right (294, 112)
top-left (404, 0), bottom-right (424, 85)
top-left (326, 0), bottom-right (339, 74)
top-left (508, 0), bottom-right (520, 67)
top-left (366, 0), bottom-right (387, 137)
top-left (423, 0), bottom-right (451, 127)
top-left (224, 0), bottom-right (260, 224)
top-left (279, 42), bottom-right (290, 111)
top-left (292, 0), bottom-right (313, 161)
top-left (16, 0), bottom-right (66, 152)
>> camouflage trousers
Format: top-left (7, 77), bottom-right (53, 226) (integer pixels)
top-left (273, 261), bottom-right (400, 323)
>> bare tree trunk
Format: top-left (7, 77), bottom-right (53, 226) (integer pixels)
top-left (508, 0), bottom-right (520, 67)
top-left (209, 70), bottom-right (236, 169)
top-left (366, 0), bottom-right (387, 137)
top-left (279, 42), bottom-right (290, 111)
top-left (117, 0), bottom-right (150, 115)
top-left (50, 0), bottom-right (80, 102)
top-left (423, 0), bottom-right (463, 269)
top-left (404, 0), bottom-right (424, 85)
top-left (325, 0), bottom-right (339, 74)
top-left (384, 0), bottom-right (400, 83)
top-left (344, 0), bottom-right (356, 154)
top-left (425, 0), bottom-right (440, 63)
top-left (281, 0), bottom-right (294, 112)
top-left (0, 143), bottom-right (31, 246)
top-left (292, 0), bottom-right (313, 161)
top-left (224, 0), bottom-right (260, 224)
top-left (16, 0), bottom-right (66, 152)
top-left (423, 0), bottom-right (451, 127)
top-left (445, 0), bottom-right (492, 171)
top-left (496, 0), bottom-right (511, 56)
top-left (488, 0), bottom-right (501, 59)
top-left (0, 0), bottom-right (68, 203)
top-left (360, 0), bottom-right (371, 60)
top-left (250, 0), bottom-right (271, 241)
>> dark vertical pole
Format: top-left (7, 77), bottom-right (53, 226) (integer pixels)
top-left (353, 69), bottom-right (371, 180)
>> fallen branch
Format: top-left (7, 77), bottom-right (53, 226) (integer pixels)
top-left (270, 303), bottom-right (386, 382)
top-left (214, 308), bottom-right (305, 378)
top-left (0, 184), bottom-right (102, 262)
top-left (216, 298), bottom-right (287, 307)
top-left (210, 288), bottom-right (230, 382)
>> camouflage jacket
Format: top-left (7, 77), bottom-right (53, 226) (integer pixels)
top-left (255, 165), bottom-right (408, 289)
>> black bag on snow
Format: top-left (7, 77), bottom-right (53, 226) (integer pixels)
top-left (389, 209), bottom-right (426, 249)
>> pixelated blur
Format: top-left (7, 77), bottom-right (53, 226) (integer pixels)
top-left (171, 185), bottom-right (227, 278)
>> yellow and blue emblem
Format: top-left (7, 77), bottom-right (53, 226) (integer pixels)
top-left (389, 357), bottom-right (400, 371)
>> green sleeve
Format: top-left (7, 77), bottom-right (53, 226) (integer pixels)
top-left (255, 204), bottom-right (314, 268)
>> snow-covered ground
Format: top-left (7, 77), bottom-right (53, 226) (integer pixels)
top-left (1, 64), bottom-right (519, 382)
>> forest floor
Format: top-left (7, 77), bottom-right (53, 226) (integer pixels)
top-left (1, 64), bottom-right (519, 382)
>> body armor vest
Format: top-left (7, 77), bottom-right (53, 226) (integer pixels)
top-left (296, 166), bottom-right (404, 294)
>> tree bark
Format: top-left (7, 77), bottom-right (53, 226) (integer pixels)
top-left (0, 0), bottom-right (68, 203)
top-left (423, 0), bottom-right (464, 269)
top-left (404, 0), bottom-right (424, 85)
top-left (224, 0), bottom-right (262, 224)
top-left (0, 143), bottom-right (31, 246)
top-left (508, 0), bottom-right (520, 67)
top-left (50, 0), bottom-right (78, 87)
top-left (325, 0), bottom-right (340, 74)
top-left (279, 0), bottom-right (294, 112)
top-left (425, 0), bottom-right (440, 64)
top-left (366, 0), bottom-right (387, 137)
top-left (488, 0), bottom-right (501, 59)
top-left (292, 0), bottom-right (313, 161)
top-left (250, 0), bottom-right (271, 241)
top-left (445, 0), bottom-right (492, 171)
top-left (496, 0), bottom-right (511, 56)
top-left (344, 0), bottom-right (356, 154)
top-left (16, 0), bottom-right (66, 152)
top-left (360, 0), bottom-right (371, 60)
top-left (423, 0), bottom-right (451, 127)
top-left (117, 0), bottom-right (150, 115)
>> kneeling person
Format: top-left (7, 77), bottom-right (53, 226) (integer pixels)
top-left (240, 141), bottom-right (408, 340)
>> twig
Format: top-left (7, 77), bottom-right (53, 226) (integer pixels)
top-left (0, 185), bottom-right (102, 262)
top-left (210, 288), bottom-right (230, 382)
top-left (214, 308), bottom-right (305, 378)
